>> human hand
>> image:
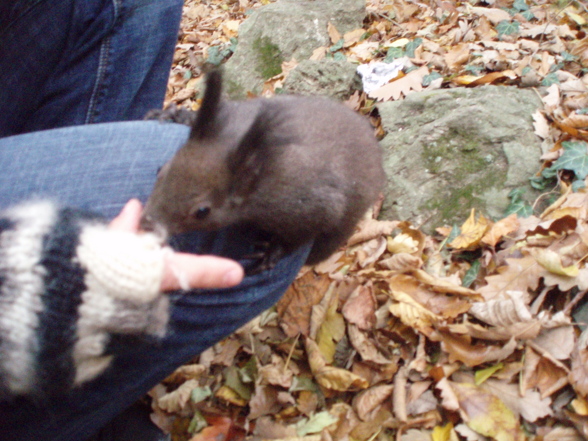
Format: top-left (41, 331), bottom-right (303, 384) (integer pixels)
top-left (110, 199), bottom-right (244, 291)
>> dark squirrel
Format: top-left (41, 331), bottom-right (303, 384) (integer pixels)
top-left (142, 71), bottom-right (386, 273)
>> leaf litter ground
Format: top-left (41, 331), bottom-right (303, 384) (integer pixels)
top-left (149, 1), bottom-right (588, 440)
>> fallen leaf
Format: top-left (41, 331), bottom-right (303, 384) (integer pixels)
top-left (277, 271), bottom-right (331, 337)
top-left (389, 289), bottom-right (442, 331)
top-left (348, 324), bottom-right (392, 364)
top-left (482, 379), bottom-right (553, 422)
top-left (433, 328), bottom-right (517, 367)
top-left (450, 209), bottom-right (492, 250)
top-left (468, 290), bottom-right (533, 327)
top-left (157, 379), bottom-right (200, 413)
top-left (478, 256), bottom-right (544, 301)
top-left (570, 328), bottom-right (588, 397)
top-left (327, 22), bottom-right (341, 44)
top-left (305, 338), bottom-right (368, 392)
top-left (352, 384), bottom-right (394, 421)
top-left (448, 381), bottom-right (525, 441)
top-left (369, 66), bottom-right (429, 101)
top-left (528, 247), bottom-right (579, 277)
top-left (481, 214), bottom-right (520, 247)
top-left (342, 284), bottom-right (377, 330)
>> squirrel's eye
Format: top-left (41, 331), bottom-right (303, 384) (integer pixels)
top-left (194, 206), bottom-right (211, 219)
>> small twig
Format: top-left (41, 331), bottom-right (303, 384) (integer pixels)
top-left (283, 333), bottom-right (300, 373)
top-left (564, 289), bottom-right (588, 316)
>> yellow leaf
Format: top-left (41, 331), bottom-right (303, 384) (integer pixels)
top-left (387, 37), bottom-right (410, 48)
top-left (215, 385), bottom-right (248, 406)
top-left (450, 382), bottom-right (525, 441)
top-left (432, 422), bottom-right (454, 441)
top-left (316, 291), bottom-right (345, 363)
top-left (475, 363), bottom-right (504, 385)
top-left (528, 247), bottom-right (579, 277)
top-left (565, 9), bottom-right (586, 25)
top-left (571, 397), bottom-right (588, 416)
top-left (305, 338), bottom-right (368, 392)
top-left (450, 209), bottom-right (492, 250)
top-left (453, 75), bottom-right (481, 86)
top-left (389, 290), bottom-right (441, 330)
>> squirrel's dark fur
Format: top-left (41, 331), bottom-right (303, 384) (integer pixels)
top-left (142, 71), bottom-right (386, 273)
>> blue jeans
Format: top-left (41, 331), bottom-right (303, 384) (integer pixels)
top-left (0, 0), bottom-right (183, 136)
top-left (0, 1), bottom-right (309, 439)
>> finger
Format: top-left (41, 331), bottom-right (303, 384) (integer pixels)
top-left (109, 199), bottom-right (143, 232)
top-left (161, 253), bottom-right (245, 291)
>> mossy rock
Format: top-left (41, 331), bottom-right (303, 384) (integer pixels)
top-left (223, 0), bottom-right (366, 98)
top-left (378, 85), bottom-right (546, 233)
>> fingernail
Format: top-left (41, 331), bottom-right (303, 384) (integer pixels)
top-left (223, 267), bottom-right (244, 286)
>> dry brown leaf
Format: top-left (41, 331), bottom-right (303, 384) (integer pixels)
top-left (477, 255), bottom-right (544, 301)
top-left (470, 7), bottom-right (512, 24)
top-left (523, 346), bottom-right (570, 398)
top-left (258, 354), bottom-right (294, 388)
top-left (352, 384), bottom-right (395, 421)
top-left (379, 252), bottom-right (422, 272)
top-left (342, 284), bottom-right (377, 330)
top-left (468, 70), bottom-right (517, 87)
top-left (444, 42), bottom-right (471, 70)
top-left (411, 269), bottom-right (479, 297)
top-left (343, 28), bottom-right (366, 48)
top-left (459, 320), bottom-right (542, 341)
top-left (482, 379), bottom-right (552, 423)
top-left (570, 328), bottom-right (588, 397)
top-left (447, 381), bottom-right (525, 441)
top-left (157, 379), bottom-right (199, 413)
top-left (348, 219), bottom-right (399, 246)
top-left (327, 22), bottom-right (341, 44)
top-left (468, 290), bottom-right (533, 327)
top-left (450, 209), bottom-right (492, 250)
top-left (315, 288), bottom-right (345, 363)
top-left (433, 328), bottom-right (517, 367)
top-left (305, 338), bottom-right (369, 392)
top-left (369, 66), bottom-right (429, 101)
top-left (277, 271), bottom-right (331, 337)
top-left (533, 326), bottom-right (575, 361)
top-left (248, 384), bottom-right (281, 420)
top-left (389, 290), bottom-right (442, 331)
top-left (481, 213), bottom-right (520, 247)
top-left (348, 324), bottom-right (392, 364)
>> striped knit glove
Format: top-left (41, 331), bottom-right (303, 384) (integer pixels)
top-left (0, 200), bottom-right (170, 399)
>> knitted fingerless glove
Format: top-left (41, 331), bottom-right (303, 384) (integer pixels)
top-left (0, 200), bottom-right (170, 399)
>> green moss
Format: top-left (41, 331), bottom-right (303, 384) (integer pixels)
top-left (252, 36), bottom-right (283, 79)
top-left (420, 131), bottom-right (506, 226)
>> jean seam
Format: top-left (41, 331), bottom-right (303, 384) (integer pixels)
top-left (85, 0), bottom-right (123, 124)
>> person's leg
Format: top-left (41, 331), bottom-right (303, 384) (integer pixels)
top-left (0, 122), bottom-right (310, 440)
top-left (0, 0), bottom-right (182, 137)
top-left (0, 121), bottom-right (188, 216)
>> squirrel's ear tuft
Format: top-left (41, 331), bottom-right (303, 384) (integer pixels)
top-left (190, 70), bottom-right (223, 141)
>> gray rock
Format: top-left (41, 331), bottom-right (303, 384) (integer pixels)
top-left (282, 59), bottom-right (361, 100)
top-left (223, 0), bottom-right (366, 98)
top-left (378, 86), bottom-right (545, 233)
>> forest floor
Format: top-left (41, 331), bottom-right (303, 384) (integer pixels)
top-left (149, 1), bottom-right (588, 440)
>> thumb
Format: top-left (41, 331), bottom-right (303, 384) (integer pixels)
top-left (109, 199), bottom-right (143, 232)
